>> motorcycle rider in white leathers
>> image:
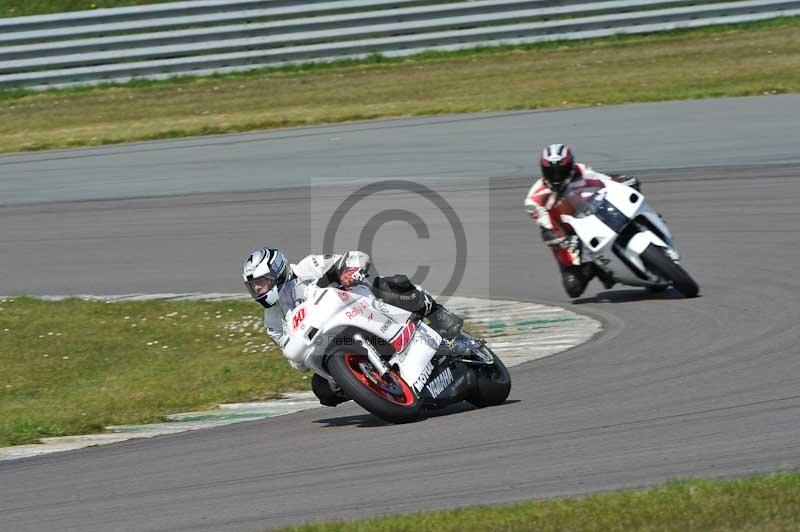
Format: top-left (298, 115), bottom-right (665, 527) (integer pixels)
top-left (525, 144), bottom-right (640, 298)
top-left (242, 247), bottom-right (463, 406)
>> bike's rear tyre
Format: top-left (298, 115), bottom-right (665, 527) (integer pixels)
top-left (326, 349), bottom-right (423, 424)
top-left (466, 345), bottom-right (511, 408)
top-left (641, 244), bottom-right (699, 298)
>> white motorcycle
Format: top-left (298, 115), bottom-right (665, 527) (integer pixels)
top-left (276, 278), bottom-right (511, 423)
top-left (560, 180), bottom-right (699, 297)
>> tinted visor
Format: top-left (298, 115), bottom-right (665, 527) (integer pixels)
top-left (245, 274), bottom-right (277, 299)
top-left (542, 164), bottom-right (572, 188)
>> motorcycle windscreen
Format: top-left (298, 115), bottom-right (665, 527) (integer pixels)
top-left (565, 188), bottom-right (630, 233)
top-left (592, 201), bottom-right (631, 233)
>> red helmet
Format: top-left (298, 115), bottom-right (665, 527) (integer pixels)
top-left (540, 144), bottom-right (576, 193)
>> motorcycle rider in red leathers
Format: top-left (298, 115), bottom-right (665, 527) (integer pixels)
top-left (525, 144), bottom-right (640, 298)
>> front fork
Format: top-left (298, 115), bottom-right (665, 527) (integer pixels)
top-left (353, 333), bottom-right (390, 376)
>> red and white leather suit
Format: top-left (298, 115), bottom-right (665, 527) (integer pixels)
top-left (524, 163), bottom-right (615, 267)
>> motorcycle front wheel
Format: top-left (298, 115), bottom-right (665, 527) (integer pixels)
top-left (326, 349), bottom-right (423, 424)
top-left (641, 244), bottom-right (700, 298)
top-left (466, 344), bottom-right (512, 408)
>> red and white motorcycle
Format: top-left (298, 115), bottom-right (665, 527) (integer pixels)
top-left (560, 179), bottom-right (699, 297)
top-left (277, 278), bottom-right (511, 423)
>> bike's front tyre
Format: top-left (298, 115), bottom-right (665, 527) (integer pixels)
top-left (326, 348), bottom-right (423, 424)
top-left (641, 244), bottom-right (700, 298)
top-left (466, 344), bottom-right (511, 408)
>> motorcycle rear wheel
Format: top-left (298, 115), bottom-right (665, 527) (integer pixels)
top-left (641, 244), bottom-right (700, 298)
top-left (326, 349), bottom-right (423, 424)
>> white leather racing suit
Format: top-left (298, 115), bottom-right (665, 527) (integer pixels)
top-left (263, 251), bottom-right (370, 370)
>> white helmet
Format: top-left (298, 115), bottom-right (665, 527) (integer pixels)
top-left (242, 248), bottom-right (290, 308)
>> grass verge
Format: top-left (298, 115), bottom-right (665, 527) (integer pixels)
top-left (276, 472), bottom-right (800, 532)
top-left (0, 296), bottom-right (305, 447)
top-left (0, 17), bottom-right (798, 153)
top-left (0, 296), bottom-right (487, 447)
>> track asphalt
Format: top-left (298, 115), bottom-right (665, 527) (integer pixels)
top-left (1, 95), bottom-right (799, 532)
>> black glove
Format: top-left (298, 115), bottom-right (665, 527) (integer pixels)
top-left (557, 235), bottom-right (581, 254)
top-left (339, 267), bottom-right (366, 289)
top-left (543, 230), bottom-right (580, 254)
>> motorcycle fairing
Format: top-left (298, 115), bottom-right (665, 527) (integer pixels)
top-left (561, 180), bottom-right (680, 287)
top-left (415, 359), bottom-right (474, 405)
top-left (389, 321), bottom-right (442, 394)
top-left (281, 283), bottom-right (440, 388)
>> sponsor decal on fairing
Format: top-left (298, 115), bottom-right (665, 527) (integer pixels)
top-left (345, 299), bottom-right (371, 320)
top-left (292, 308), bottom-right (306, 331)
top-left (412, 361), bottom-right (434, 393)
top-left (390, 320), bottom-right (416, 352)
top-left (425, 367), bottom-right (454, 398)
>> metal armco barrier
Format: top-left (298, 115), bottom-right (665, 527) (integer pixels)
top-left (0, 0), bottom-right (798, 88)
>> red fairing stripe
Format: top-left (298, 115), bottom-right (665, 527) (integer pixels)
top-left (390, 320), bottom-right (417, 353)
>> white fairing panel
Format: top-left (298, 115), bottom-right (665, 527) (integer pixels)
top-left (393, 324), bottom-right (440, 392)
top-left (610, 179), bottom-right (676, 251)
top-left (626, 230), bottom-right (668, 255)
top-left (561, 214), bottom-right (617, 253)
top-left (617, 231), bottom-right (657, 278)
top-left (280, 283), bottom-right (436, 381)
top-left (604, 180), bottom-right (644, 218)
top-left (640, 209), bottom-right (676, 252)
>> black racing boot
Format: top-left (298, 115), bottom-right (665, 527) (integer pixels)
top-left (426, 305), bottom-right (464, 339)
top-left (561, 263), bottom-right (595, 298)
top-left (593, 264), bottom-right (616, 290)
top-left (372, 275), bottom-right (464, 339)
top-left (311, 373), bottom-right (348, 407)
